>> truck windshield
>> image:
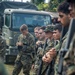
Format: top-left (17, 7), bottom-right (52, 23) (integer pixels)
top-left (11, 13), bottom-right (51, 29)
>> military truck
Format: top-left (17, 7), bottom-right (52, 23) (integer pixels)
top-left (0, 1), bottom-right (52, 63)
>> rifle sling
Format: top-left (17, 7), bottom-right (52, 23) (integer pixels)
top-left (41, 65), bottom-right (49, 75)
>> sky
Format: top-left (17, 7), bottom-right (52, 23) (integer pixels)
top-left (13, 0), bottom-right (31, 2)
top-left (12, 0), bottom-right (31, 2)
top-left (13, 0), bottom-right (49, 3)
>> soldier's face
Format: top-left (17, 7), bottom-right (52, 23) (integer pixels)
top-left (38, 29), bottom-right (45, 40)
top-left (34, 29), bottom-right (39, 39)
top-left (58, 12), bottom-right (70, 27)
top-left (53, 30), bottom-right (61, 40)
top-left (45, 32), bottom-right (53, 39)
top-left (21, 30), bottom-right (28, 35)
top-left (69, 3), bottom-right (75, 18)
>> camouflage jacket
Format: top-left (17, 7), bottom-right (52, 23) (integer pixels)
top-left (54, 32), bottom-right (68, 75)
top-left (41, 38), bottom-right (55, 74)
top-left (36, 38), bottom-right (55, 58)
top-left (17, 32), bottom-right (35, 57)
top-left (44, 38), bottom-right (55, 54)
top-left (64, 34), bottom-right (75, 75)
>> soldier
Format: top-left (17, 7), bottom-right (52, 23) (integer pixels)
top-left (0, 28), bottom-right (6, 62)
top-left (44, 25), bottom-right (55, 54)
top-left (66, 0), bottom-right (75, 18)
top-left (32, 27), bottom-right (41, 71)
top-left (12, 24), bottom-right (35, 75)
top-left (53, 24), bottom-right (62, 41)
top-left (42, 2), bottom-right (70, 75)
top-left (33, 26), bottom-right (46, 75)
top-left (40, 25), bottom-right (55, 75)
top-left (34, 27), bottom-right (41, 55)
top-left (42, 24), bottom-right (62, 75)
top-left (34, 27), bottom-right (40, 41)
top-left (63, 0), bottom-right (75, 75)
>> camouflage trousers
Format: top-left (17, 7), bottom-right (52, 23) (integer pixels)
top-left (33, 58), bottom-right (42, 75)
top-left (12, 54), bottom-right (32, 75)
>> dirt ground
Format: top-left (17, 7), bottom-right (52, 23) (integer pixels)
top-left (5, 64), bottom-right (33, 75)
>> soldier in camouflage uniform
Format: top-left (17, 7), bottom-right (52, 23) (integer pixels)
top-left (55, 2), bottom-right (71, 75)
top-left (56, 2), bottom-right (71, 75)
top-left (0, 28), bottom-right (6, 62)
top-left (64, 34), bottom-right (75, 75)
top-left (32, 27), bottom-right (41, 71)
top-left (34, 27), bottom-right (41, 41)
top-left (42, 24), bottom-right (62, 75)
top-left (42, 2), bottom-right (71, 75)
top-left (64, 0), bottom-right (75, 75)
top-left (43, 25), bottom-right (55, 54)
top-left (33, 26), bottom-right (46, 75)
top-left (41, 25), bottom-right (55, 75)
top-left (12, 24), bottom-right (35, 75)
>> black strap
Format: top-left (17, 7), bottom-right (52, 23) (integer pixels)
top-left (41, 65), bottom-right (49, 75)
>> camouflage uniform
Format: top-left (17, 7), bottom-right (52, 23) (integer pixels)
top-left (12, 32), bottom-right (35, 75)
top-left (40, 25), bottom-right (55, 75)
top-left (0, 35), bottom-right (6, 62)
top-left (64, 34), bottom-right (75, 75)
top-left (41, 39), bottom-right (55, 75)
top-left (33, 40), bottom-right (45, 75)
top-left (54, 42), bottom-right (62, 75)
top-left (54, 32), bottom-right (68, 75)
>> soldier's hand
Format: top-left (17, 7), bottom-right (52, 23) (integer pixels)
top-left (49, 48), bottom-right (56, 58)
top-left (16, 42), bottom-right (23, 46)
top-left (31, 64), bottom-right (35, 69)
top-left (42, 52), bottom-right (52, 63)
top-left (36, 40), bottom-right (42, 46)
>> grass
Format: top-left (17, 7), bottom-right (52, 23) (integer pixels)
top-left (5, 64), bottom-right (33, 75)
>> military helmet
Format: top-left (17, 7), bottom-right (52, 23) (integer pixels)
top-left (44, 25), bottom-right (54, 33)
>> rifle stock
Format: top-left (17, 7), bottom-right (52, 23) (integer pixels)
top-left (58, 18), bottom-right (75, 74)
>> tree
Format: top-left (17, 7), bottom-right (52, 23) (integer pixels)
top-left (31, 0), bottom-right (64, 11)
top-left (31, 0), bottom-right (44, 5)
top-left (48, 0), bottom-right (64, 12)
top-left (37, 2), bottom-right (49, 10)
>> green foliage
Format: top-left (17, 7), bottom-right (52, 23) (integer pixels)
top-left (49, 0), bottom-right (64, 12)
top-left (49, 0), bottom-right (58, 12)
top-left (31, 0), bottom-right (44, 5)
top-left (31, 0), bottom-right (64, 11)
top-left (37, 2), bottom-right (49, 11)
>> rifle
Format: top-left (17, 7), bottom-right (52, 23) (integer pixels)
top-left (58, 18), bottom-right (75, 75)
top-left (45, 60), bottom-right (54, 75)
top-left (38, 39), bottom-right (48, 75)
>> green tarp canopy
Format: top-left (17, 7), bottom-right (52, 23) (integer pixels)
top-left (0, 1), bottom-right (38, 15)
